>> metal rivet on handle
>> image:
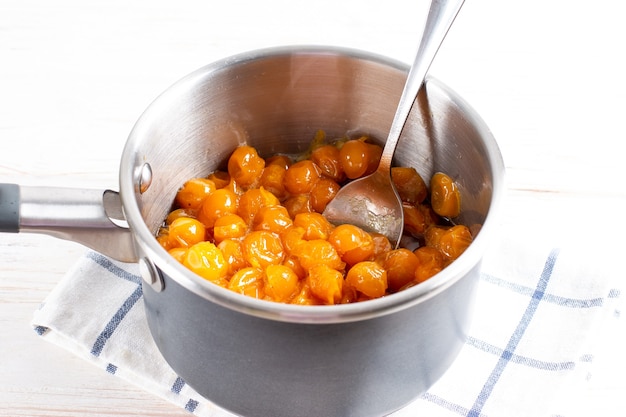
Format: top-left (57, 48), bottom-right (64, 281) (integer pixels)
top-left (139, 257), bottom-right (164, 292)
top-left (138, 163), bottom-right (153, 194)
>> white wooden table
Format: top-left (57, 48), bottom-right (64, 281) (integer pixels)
top-left (2, 1), bottom-right (625, 415)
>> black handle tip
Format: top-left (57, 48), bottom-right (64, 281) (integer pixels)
top-left (0, 183), bottom-right (20, 233)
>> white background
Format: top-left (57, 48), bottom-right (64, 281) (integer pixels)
top-left (1, 1), bottom-right (625, 415)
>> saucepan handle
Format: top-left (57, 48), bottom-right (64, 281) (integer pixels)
top-left (0, 183), bottom-right (138, 263)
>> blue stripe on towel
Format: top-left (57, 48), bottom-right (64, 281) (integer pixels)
top-left (106, 363), bottom-right (118, 374)
top-left (420, 392), bottom-right (473, 415)
top-left (482, 273), bottom-right (604, 308)
top-left (172, 377), bottom-right (200, 414)
top-left (171, 376), bottom-right (186, 394)
top-left (608, 288), bottom-right (621, 299)
top-left (580, 354), bottom-right (594, 363)
top-left (466, 336), bottom-right (575, 371)
top-left (466, 248), bottom-right (561, 417)
top-left (185, 399), bottom-right (199, 413)
top-left (34, 325), bottom-right (49, 336)
top-left (87, 251), bottom-right (142, 285)
top-left (91, 284), bottom-right (143, 357)
top-left (86, 251), bottom-right (144, 357)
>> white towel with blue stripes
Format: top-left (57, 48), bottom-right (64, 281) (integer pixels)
top-left (31, 224), bottom-right (622, 417)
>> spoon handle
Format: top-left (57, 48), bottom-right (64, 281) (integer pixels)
top-left (378, 0), bottom-right (465, 173)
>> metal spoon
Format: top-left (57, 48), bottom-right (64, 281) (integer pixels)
top-left (323, 0), bottom-right (465, 248)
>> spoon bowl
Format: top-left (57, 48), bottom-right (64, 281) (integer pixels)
top-left (323, 0), bottom-right (465, 246)
top-left (322, 165), bottom-right (404, 243)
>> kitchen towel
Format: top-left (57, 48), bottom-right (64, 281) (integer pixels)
top-left (31, 225), bottom-right (622, 417)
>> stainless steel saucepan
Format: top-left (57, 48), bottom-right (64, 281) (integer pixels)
top-left (0, 46), bottom-right (504, 417)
